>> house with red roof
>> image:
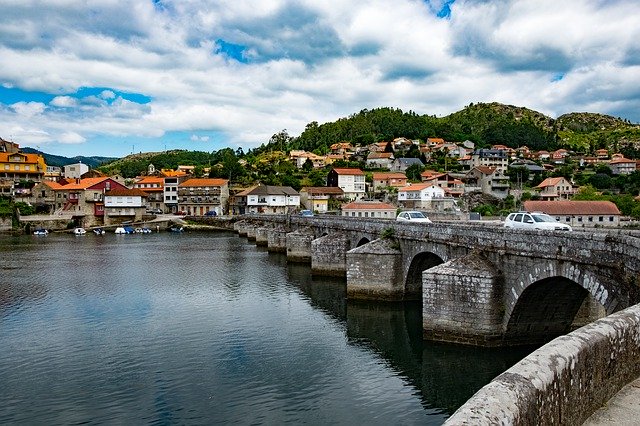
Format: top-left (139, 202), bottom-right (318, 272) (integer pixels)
top-left (366, 152), bottom-right (394, 169)
top-left (299, 186), bottom-right (344, 213)
top-left (104, 188), bottom-right (149, 225)
top-left (523, 200), bottom-right (621, 227)
top-left (178, 178), bottom-right (229, 216)
top-left (609, 157), bottom-right (637, 175)
top-left (134, 176), bottom-right (165, 212)
top-left (371, 172), bottom-right (407, 192)
top-left (341, 201), bottom-right (396, 219)
top-left (535, 177), bottom-right (575, 200)
top-left (327, 168), bottom-right (366, 201)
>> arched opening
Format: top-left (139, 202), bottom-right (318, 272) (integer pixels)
top-left (504, 276), bottom-right (603, 346)
top-left (405, 252), bottom-right (444, 300)
top-left (356, 237), bottom-right (370, 247)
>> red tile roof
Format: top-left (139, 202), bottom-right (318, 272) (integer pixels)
top-left (342, 201), bottom-right (396, 210)
top-left (179, 178), bottom-right (229, 187)
top-left (300, 186), bottom-right (344, 195)
top-left (332, 168), bottom-right (364, 175)
top-left (105, 188), bottom-right (149, 197)
top-left (523, 201), bottom-right (620, 215)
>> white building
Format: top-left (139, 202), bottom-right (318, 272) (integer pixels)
top-left (397, 184), bottom-right (457, 211)
top-left (341, 201), bottom-right (396, 219)
top-left (103, 188), bottom-right (148, 225)
top-left (327, 168), bottom-right (366, 201)
top-left (237, 185), bottom-right (300, 214)
top-left (63, 162), bottom-right (89, 179)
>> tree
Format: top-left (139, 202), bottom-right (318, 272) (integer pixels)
top-left (405, 164), bottom-right (424, 182)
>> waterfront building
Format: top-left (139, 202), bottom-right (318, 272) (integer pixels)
top-left (104, 188), bottom-right (149, 225)
top-left (234, 185), bottom-right (300, 215)
top-left (0, 152), bottom-right (47, 195)
top-left (161, 170), bottom-right (188, 214)
top-left (177, 178), bottom-right (229, 216)
top-left (134, 176), bottom-right (165, 212)
top-left (371, 172), bottom-right (408, 192)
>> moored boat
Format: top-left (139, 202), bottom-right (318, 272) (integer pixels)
top-left (73, 227), bottom-right (87, 235)
top-left (93, 228), bottom-right (105, 235)
top-left (33, 229), bottom-right (49, 236)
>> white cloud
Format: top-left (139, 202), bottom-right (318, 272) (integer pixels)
top-left (58, 131), bottom-right (86, 144)
top-left (50, 96), bottom-right (77, 107)
top-left (190, 135), bottom-right (210, 142)
top-left (10, 101), bottom-right (46, 117)
top-left (0, 0), bottom-right (638, 156)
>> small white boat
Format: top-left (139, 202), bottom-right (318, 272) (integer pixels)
top-left (33, 229), bottom-right (49, 236)
top-left (73, 227), bottom-right (87, 235)
top-left (93, 228), bottom-right (105, 235)
top-left (114, 227), bottom-right (126, 234)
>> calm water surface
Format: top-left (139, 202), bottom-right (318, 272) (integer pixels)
top-left (0, 232), bottom-right (532, 425)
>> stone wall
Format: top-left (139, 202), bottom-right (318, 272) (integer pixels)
top-left (445, 303), bottom-right (640, 425)
top-left (0, 216), bottom-right (11, 232)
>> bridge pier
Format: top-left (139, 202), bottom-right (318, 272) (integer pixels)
top-left (286, 230), bottom-right (315, 263)
top-left (267, 227), bottom-right (288, 253)
top-left (311, 234), bottom-right (349, 277)
top-left (246, 225), bottom-right (257, 241)
top-left (422, 254), bottom-right (504, 346)
top-left (255, 226), bottom-right (269, 246)
top-left (234, 220), bottom-right (248, 236)
top-left (346, 238), bottom-right (405, 301)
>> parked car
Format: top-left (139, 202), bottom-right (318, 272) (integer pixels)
top-left (205, 210), bottom-right (217, 216)
top-left (396, 211), bottom-right (432, 223)
top-left (503, 212), bottom-right (572, 231)
top-left (175, 211), bottom-right (187, 216)
top-left (299, 210), bottom-right (314, 217)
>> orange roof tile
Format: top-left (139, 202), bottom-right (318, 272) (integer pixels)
top-left (332, 168), bottom-right (364, 175)
top-left (523, 201), bottom-right (620, 215)
top-left (105, 188), bottom-right (149, 197)
top-left (372, 172), bottom-right (406, 180)
top-left (56, 177), bottom-right (110, 190)
top-left (342, 201), bottom-right (395, 210)
top-left (179, 178), bottom-right (229, 187)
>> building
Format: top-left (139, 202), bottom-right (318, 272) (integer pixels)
top-left (299, 187), bottom-right (344, 213)
top-left (161, 170), bottom-right (189, 213)
top-left (523, 200), bottom-right (621, 227)
top-left (0, 152), bottom-right (47, 188)
top-left (470, 149), bottom-right (508, 173)
top-left (464, 167), bottom-right (510, 199)
top-left (327, 168), bottom-right (366, 201)
top-left (609, 157), bottom-right (637, 175)
top-left (52, 177), bottom-right (129, 226)
top-left (133, 176), bottom-right (165, 212)
top-left (341, 201), bottom-right (396, 219)
top-left (177, 178), bottom-right (229, 216)
top-left (63, 162), bottom-right (89, 179)
top-left (371, 172), bottom-right (407, 192)
top-left (421, 172), bottom-right (465, 197)
top-left (236, 185), bottom-right (300, 214)
top-left (365, 152), bottom-right (394, 169)
top-left (390, 158), bottom-right (423, 172)
top-left (104, 188), bottom-right (149, 225)
top-left (0, 137), bottom-right (20, 153)
top-left (397, 184), bottom-right (457, 211)
top-left (535, 177), bottom-right (575, 200)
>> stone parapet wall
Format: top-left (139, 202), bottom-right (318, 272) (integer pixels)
top-left (445, 303), bottom-right (640, 425)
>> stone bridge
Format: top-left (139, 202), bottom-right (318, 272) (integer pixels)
top-left (228, 215), bottom-right (640, 347)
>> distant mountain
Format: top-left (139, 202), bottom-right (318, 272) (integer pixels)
top-left (21, 147), bottom-right (117, 169)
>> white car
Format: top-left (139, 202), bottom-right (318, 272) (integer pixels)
top-left (396, 211), bottom-right (432, 223)
top-left (504, 212), bottom-right (572, 231)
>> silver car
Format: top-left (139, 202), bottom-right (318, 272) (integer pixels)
top-left (396, 211), bottom-right (432, 223)
top-left (504, 212), bottom-right (572, 231)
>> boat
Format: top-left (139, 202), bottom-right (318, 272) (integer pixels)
top-left (169, 226), bottom-right (184, 233)
top-left (115, 227), bottom-right (126, 234)
top-left (33, 229), bottom-right (49, 236)
top-left (93, 228), bottom-right (105, 235)
top-left (123, 226), bottom-right (135, 234)
top-left (141, 227), bottom-right (152, 234)
top-left (73, 227), bottom-right (87, 235)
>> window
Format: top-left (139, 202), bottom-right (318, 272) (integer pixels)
top-left (609, 216), bottom-right (614, 222)
top-left (578, 217), bottom-right (583, 222)
top-left (588, 216), bottom-right (593, 222)
top-left (599, 217), bottom-right (603, 222)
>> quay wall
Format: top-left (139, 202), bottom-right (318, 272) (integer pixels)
top-left (445, 303), bottom-right (640, 425)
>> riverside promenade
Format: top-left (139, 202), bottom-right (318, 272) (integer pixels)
top-left (584, 377), bottom-right (640, 425)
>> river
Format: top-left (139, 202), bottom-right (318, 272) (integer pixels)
top-left (0, 231), bottom-right (533, 424)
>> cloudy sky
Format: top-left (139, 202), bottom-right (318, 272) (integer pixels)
top-left (1, 0), bottom-right (639, 158)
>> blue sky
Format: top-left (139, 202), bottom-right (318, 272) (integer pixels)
top-left (0, 0), bottom-right (639, 158)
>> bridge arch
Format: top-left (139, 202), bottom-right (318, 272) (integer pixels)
top-left (404, 252), bottom-right (444, 299)
top-left (503, 260), bottom-right (621, 345)
top-left (355, 237), bottom-right (370, 247)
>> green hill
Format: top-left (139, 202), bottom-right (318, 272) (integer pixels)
top-left (21, 147), bottom-right (116, 168)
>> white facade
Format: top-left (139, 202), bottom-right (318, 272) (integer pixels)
top-left (64, 162), bottom-right (89, 178)
top-left (338, 175), bottom-right (366, 200)
top-left (397, 185), bottom-right (445, 201)
top-left (104, 195), bottom-right (145, 208)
